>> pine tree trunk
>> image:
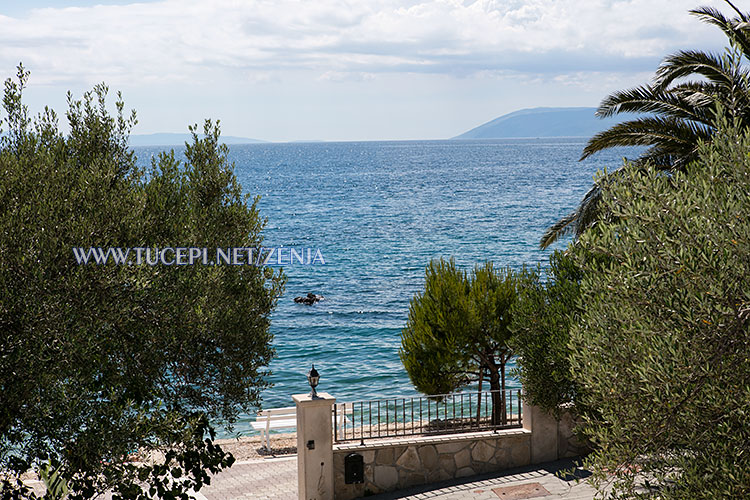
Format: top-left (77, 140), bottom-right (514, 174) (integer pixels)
top-left (488, 367), bottom-right (503, 426)
top-left (487, 361), bottom-right (508, 426)
top-left (500, 359), bottom-right (507, 425)
top-left (476, 368), bottom-right (483, 427)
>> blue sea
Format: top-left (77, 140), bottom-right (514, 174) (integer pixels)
top-left (135, 138), bottom-right (636, 437)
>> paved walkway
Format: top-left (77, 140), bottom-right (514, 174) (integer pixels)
top-left (366, 459), bottom-right (599, 500)
top-left (197, 457), bottom-right (600, 500)
top-left (198, 456), bottom-right (298, 500)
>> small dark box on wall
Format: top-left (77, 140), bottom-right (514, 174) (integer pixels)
top-left (344, 453), bottom-right (364, 484)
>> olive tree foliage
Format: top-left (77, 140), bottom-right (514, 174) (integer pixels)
top-left (569, 118), bottom-right (750, 499)
top-left (400, 259), bottom-right (532, 424)
top-left (0, 65), bottom-right (285, 499)
top-left (509, 251), bottom-right (583, 415)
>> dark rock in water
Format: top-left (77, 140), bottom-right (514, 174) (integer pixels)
top-left (294, 293), bottom-right (324, 305)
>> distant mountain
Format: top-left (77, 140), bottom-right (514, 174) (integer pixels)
top-left (452, 107), bottom-right (624, 139)
top-left (129, 133), bottom-right (265, 146)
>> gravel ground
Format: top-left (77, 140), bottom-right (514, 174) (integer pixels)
top-left (215, 433), bottom-right (297, 461)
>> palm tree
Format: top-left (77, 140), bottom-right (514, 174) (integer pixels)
top-left (540, 0), bottom-right (750, 248)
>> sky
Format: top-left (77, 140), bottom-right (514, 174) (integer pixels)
top-left (0, 0), bottom-right (736, 142)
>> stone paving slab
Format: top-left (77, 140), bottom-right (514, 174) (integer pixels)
top-left (361, 459), bottom-right (599, 500)
top-left (198, 456), bottom-right (298, 500)
top-left (24, 455), bottom-right (599, 500)
top-left (195, 456), bottom-right (600, 500)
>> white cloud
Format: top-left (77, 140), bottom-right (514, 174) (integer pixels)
top-left (0, 0), bottom-right (739, 141)
top-left (0, 0), bottom-right (732, 87)
top-left (552, 70), bottom-right (655, 93)
top-left (316, 71), bottom-right (376, 82)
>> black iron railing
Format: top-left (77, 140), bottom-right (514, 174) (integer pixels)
top-left (334, 389), bottom-right (522, 443)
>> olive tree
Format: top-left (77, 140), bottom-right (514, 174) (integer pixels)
top-left (510, 250), bottom-right (583, 415)
top-left (0, 66), bottom-right (285, 499)
top-left (569, 117), bottom-right (750, 499)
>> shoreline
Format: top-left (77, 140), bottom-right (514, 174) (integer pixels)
top-left (215, 433), bottom-right (297, 461)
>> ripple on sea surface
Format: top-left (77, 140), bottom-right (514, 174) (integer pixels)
top-left (135, 138), bottom-right (639, 437)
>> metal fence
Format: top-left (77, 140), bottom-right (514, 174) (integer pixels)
top-left (334, 389), bottom-right (522, 443)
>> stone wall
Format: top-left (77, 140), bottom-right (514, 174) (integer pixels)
top-left (557, 409), bottom-right (588, 459)
top-left (332, 429), bottom-right (531, 499)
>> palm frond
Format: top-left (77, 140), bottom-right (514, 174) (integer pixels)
top-left (581, 116), bottom-right (714, 161)
top-left (596, 84), bottom-right (714, 125)
top-left (670, 81), bottom-right (750, 117)
top-left (721, 0), bottom-right (746, 19)
top-left (654, 50), bottom-right (745, 90)
top-left (668, 81), bottom-right (721, 106)
top-left (690, 6), bottom-right (750, 58)
top-left (541, 2), bottom-right (750, 249)
top-left (539, 183), bottom-right (603, 249)
top-left (575, 183), bottom-right (603, 234)
top-left (539, 211), bottom-right (578, 249)
top-left (635, 146), bottom-right (689, 170)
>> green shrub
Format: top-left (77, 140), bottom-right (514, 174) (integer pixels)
top-left (510, 250), bottom-right (583, 415)
top-left (570, 117), bottom-right (750, 498)
top-left (0, 66), bottom-right (285, 499)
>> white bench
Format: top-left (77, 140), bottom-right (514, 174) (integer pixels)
top-left (252, 403), bottom-right (352, 451)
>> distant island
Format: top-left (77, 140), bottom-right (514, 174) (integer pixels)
top-left (129, 133), bottom-right (265, 146)
top-left (453, 107), bottom-right (624, 139)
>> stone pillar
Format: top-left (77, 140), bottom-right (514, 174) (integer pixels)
top-left (293, 392), bottom-right (336, 500)
top-left (522, 399), bottom-right (558, 464)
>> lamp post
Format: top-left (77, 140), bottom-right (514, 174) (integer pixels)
top-left (294, 365), bottom-right (334, 500)
top-left (307, 364), bottom-right (320, 399)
